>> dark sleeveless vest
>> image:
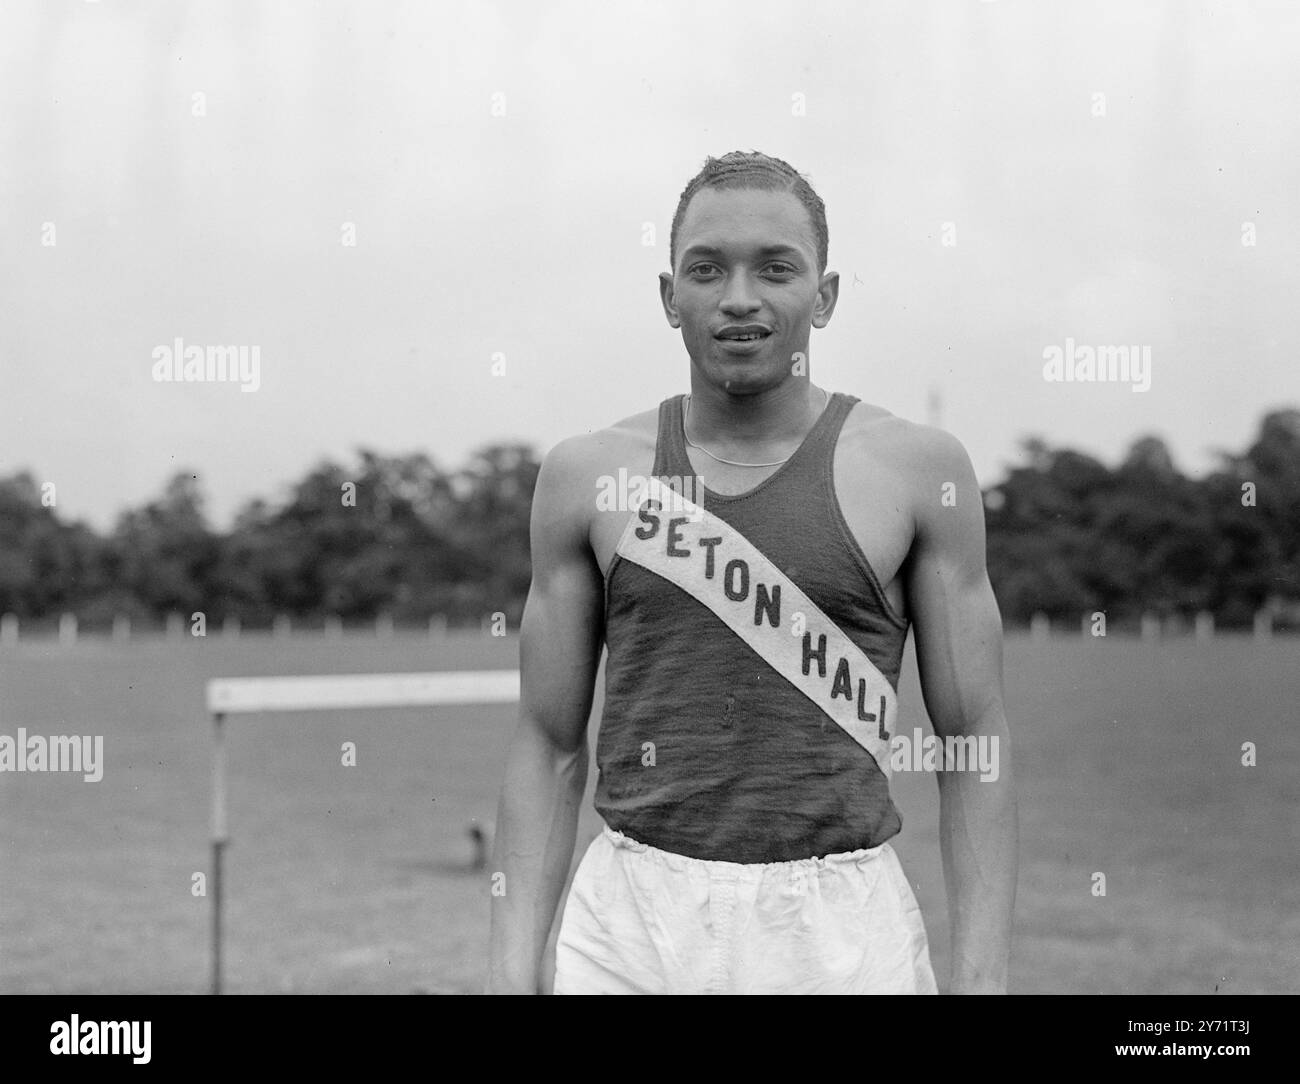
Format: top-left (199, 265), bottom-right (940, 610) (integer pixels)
top-left (595, 392), bottom-right (910, 863)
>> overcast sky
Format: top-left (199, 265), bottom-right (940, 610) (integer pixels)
top-left (2, 0), bottom-right (1297, 530)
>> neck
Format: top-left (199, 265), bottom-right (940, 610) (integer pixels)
top-left (685, 379), bottom-right (827, 444)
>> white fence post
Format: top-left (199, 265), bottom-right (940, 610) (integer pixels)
top-left (1, 613), bottom-right (19, 646)
top-left (58, 612), bottom-right (78, 646)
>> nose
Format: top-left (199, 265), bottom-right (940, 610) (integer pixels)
top-left (718, 271), bottom-right (762, 317)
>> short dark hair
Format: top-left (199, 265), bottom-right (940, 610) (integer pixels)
top-left (669, 151), bottom-right (829, 275)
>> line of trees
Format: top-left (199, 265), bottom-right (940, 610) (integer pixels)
top-left (1, 410), bottom-right (1296, 632)
top-left (0, 446), bottom-right (536, 630)
top-left (984, 410), bottom-right (1299, 629)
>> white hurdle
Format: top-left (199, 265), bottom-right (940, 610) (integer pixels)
top-left (202, 669), bottom-right (519, 994)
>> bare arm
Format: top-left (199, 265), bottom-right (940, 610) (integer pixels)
top-left (486, 439), bottom-right (604, 994)
top-left (905, 430), bottom-right (1018, 994)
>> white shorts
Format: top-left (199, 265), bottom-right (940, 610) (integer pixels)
top-left (554, 826), bottom-right (938, 994)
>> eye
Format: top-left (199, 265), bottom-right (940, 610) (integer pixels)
top-left (765, 262), bottom-right (797, 276)
top-left (687, 262), bottom-right (720, 277)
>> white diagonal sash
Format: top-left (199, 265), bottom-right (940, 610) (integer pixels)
top-left (616, 476), bottom-right (896, 777)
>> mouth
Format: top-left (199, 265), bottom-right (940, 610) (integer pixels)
top-left (713, 327), bottom-right (773, 350)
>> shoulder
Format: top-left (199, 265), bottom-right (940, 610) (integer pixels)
top-left (534, 405), bottom-right (664, 517)
top-left (543, 405), bottom-right (660, 476)
top-left (839, 399), bottom-right (975, 483)
top-left (837, 400), bottom-right (982, 553)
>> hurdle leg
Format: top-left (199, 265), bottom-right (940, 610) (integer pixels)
top-left (210, 712), bottom-right (228, 994)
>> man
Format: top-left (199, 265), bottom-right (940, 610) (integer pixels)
top-left (487, 151), bottom-right (1017, 995)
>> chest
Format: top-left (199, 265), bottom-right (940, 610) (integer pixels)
top-left (589, 444), bottom-right (914, 618)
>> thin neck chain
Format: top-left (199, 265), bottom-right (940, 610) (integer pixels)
top-left (683, 387), bottom-right (830, 469)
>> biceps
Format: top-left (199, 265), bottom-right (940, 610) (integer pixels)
top-left (518, 557), bottom-right (604, 752)
top-left (909, 560), bottom-right (1006, 736)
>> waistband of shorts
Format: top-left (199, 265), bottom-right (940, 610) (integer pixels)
top-left (600, 825), bottom-right (890, 875)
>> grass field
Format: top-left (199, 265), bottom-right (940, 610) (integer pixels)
top-left (0, 631), bottom-right (1296, 994)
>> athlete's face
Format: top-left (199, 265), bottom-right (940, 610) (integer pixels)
top-left (660, 187), bottom-right (838, 395)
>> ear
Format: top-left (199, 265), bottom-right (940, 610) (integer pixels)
top-left (658, 271), bottom-right (681, 328)
top-left (811, 270), bottom-right (839, 329)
